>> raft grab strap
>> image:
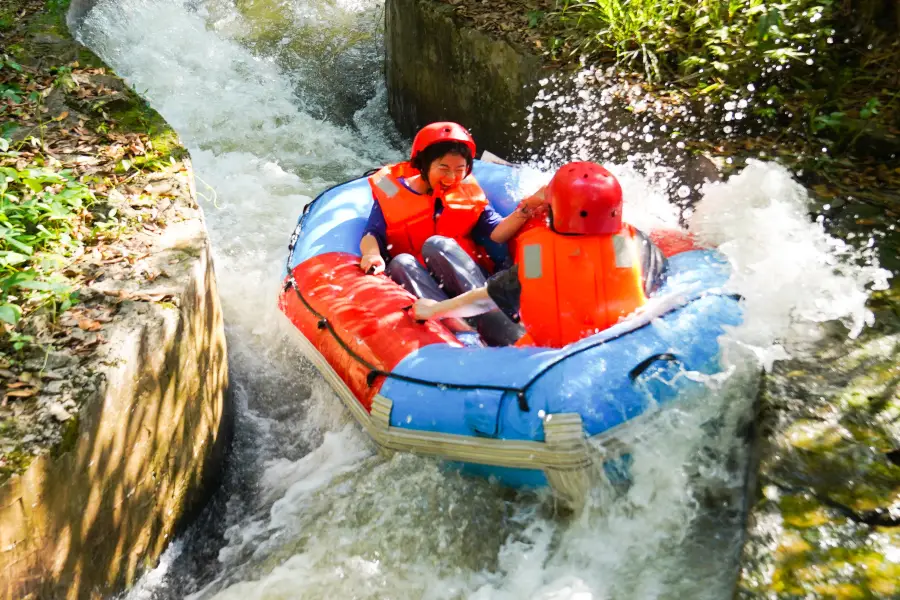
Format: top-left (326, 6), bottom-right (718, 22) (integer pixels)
top-left (628, 353), bottom-right (679, 381)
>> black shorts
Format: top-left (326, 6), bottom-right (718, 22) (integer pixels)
top-left (486, 264), bottom-right (522, 323)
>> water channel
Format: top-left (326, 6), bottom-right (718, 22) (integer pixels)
top-left (71, 0), bottom-right (890, 597)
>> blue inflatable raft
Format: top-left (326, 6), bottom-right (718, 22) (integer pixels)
top-left (279, 160), bottom-right (743, 507)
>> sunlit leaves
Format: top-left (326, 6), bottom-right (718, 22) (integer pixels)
top-left (0, 140), bottom-right (95, 324)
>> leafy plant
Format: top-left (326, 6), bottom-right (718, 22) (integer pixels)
top-left (0, 141), bottom-right (96, 325)
top-left (541, 0), bottom-right (898, 152)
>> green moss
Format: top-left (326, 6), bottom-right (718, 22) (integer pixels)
top-left (106, 101), bottom-right (186, 167)
top-left (234, 0), bottom-right (293, 43)
top-left (172, 245), bottom-right (203, 260)
top-left (51, 414), bottom-right (79, 458)
top-left (780, 494), bottom-right (831, 529)
top-left (0, 9), bottom-right (16, 32)
top-left (107, 101), bottom-right (168, 134)
top-left (24, 0), bottom-right (70, 32)
top-left (767, 507), bottom-right (900, 599)
top-left (0, 447), bottom-right (35, 484)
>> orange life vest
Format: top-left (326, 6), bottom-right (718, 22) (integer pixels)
top-left (514, 221), bottom-right (648, 348)
top-left (368, 162), bottom-right (492, 271)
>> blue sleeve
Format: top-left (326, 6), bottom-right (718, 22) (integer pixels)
top-left (363, 202), bottom-right (389, 257)
top-left (472, 204), bottom-right (503, 239)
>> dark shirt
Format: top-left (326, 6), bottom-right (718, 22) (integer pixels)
top-left (363, 178), bottom-right (504, 262)
top-left (485, 229), bottom-right (669, 322)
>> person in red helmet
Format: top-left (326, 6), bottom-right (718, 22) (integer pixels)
top-left (359, 121), bottom-right (540, 346)
top-left (412, 161), bottom-right (668, 348)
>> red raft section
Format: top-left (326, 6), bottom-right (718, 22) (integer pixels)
top-left (649, 228), bottom-right (703, 257)
top-left (278, 252), bottom-right (462, 411)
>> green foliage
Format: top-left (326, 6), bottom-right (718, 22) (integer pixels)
top-left (0, 141), bottom-right (96, 326)
top-left (0, 56), bottom-right (26, 107)
top-left (527, 10), bottom-right (545, 28)
top-left (545, 0), bottom-right (898, 152)
top-left (551, 0), bottom-right (832, 83)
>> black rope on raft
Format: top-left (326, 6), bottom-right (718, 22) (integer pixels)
top-left (287, 277), bottom-right (525, 395)
top-left (286, 274), bottom-right (742, 413)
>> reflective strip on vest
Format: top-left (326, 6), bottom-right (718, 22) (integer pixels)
top-left (374, 174), bottom-right (401, 199)
top-left (523, 244), bottom-right (543, 279)
top-left (613, 234), bottom-right (634, 268)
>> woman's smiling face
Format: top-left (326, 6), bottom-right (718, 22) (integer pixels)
top-left (426, 152), bottom-right (468, 193)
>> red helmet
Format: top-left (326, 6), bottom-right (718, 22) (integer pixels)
top-left (411, 122), bottom-right (476, 162)
top-left (547, 162), bottom-right (623, 235)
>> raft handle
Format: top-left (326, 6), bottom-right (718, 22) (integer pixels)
top-left (366, 370), bottom-right (381, 387)
top-left (628, 353), bottom-right (679, 382)
top-left (516, 391), bottom-right (529, 412)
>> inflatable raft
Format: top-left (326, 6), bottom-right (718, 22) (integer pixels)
top-left (278, 160), bottom-right (742, 507)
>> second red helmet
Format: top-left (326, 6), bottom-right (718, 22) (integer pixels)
top-left (411, 122), bottom-right (477, 162)
top-left (547, 162), bottom-right (623, 235)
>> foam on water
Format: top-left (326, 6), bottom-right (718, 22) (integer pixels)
top-left (689, 160), bottom-right (890, 354)
top-left (78, 1), bottom-right (890, 599)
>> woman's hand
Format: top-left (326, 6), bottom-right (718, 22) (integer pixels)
top-left (412, 298), bottom-right (440, 320)
top-left (519, 185), bottom-right (548, 215)
top-left (360, 252), bottom-right (385, 275)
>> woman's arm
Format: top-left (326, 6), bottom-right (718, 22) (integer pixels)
top-left (489, 186), bottom-right (548, 244)
top-left (413, 287), bottom-right (497, 320)
top-left (360, 203), bottom-right (388, 274)
top-left (359, 233), bottom-right (385, 274)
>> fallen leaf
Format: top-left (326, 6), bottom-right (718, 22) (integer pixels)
top-left (78, 318), bottom-right (103, 331)
top-left (54, 111), bottom-right (69, 121)
top-left (5, 388), bottom-right (38, 398)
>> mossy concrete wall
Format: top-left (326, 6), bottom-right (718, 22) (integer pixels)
top-left (385, 0), bottom-right (547, 161)
top-left (0, 195), bottom-right (231, 599)
top-left (0, 4), bottom-right (232, 596)
top-left (0, 196), bottom-right (230, 599)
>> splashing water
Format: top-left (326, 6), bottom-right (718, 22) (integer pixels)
top-left (72, 1), bottom-right (891, 599)
top-left (523, 68), bottom-right (890, 365)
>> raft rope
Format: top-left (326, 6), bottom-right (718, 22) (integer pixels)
top-left (285, 170), bottom-right (742, 413)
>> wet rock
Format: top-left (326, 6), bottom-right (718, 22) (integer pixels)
top-left (46, 402), bottom-right (73, 422)
top-left (145, 181), bottom-right (174, 196)
top-left (42, 381), bottom-right (66, 395)
top-left (71, 72), bottom-right (127, 93)
top-left (737, 294), bottom-right (900, 597)
top-left (44, 351), bottom-right (78, 371)
top-left (886, 448), bottom-right (900, 467)
top-left (30, 32), bottom-right (70, 54)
